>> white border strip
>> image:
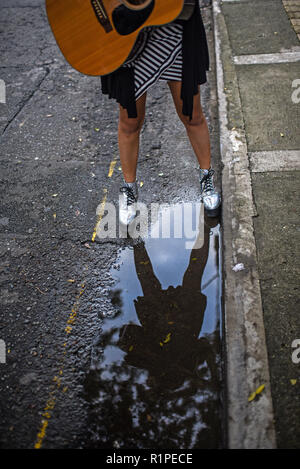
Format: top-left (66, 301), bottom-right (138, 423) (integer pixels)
top-left (234, 52), bottom-right (300, 65)
top-left (249, 150), bottom-right (300, 172)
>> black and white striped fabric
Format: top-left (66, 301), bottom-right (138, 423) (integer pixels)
top-left (124, 23), bottom-right (183, 100)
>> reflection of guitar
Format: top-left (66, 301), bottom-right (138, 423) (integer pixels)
top-left (46, 0), bottom-right (193, 76)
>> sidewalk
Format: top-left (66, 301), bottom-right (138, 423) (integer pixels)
top-left (213, 0), bottom-right (300, 448)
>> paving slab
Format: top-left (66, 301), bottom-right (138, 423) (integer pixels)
top-left (236, 62), bottom-right (300, 151)
top-left (222, 0), bottom-right (300, 55)
top-left (252, 170), bottom-right (300, 448)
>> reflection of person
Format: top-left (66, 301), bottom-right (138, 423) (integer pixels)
top-left (117, 216), bottom-right (219, 390)
top-left (101, 2), bottom-right (221, 225)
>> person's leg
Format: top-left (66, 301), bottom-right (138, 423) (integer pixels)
top-left (168, 81), bottom-right (221, 216)
top-left (118, 93), bottom-right (147, 225)
top-left (167, 81), bottom-right (211, 169)
top-left (118, 92), bottom-right (147, 183)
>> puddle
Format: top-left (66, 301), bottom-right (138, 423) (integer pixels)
top-left (84, 203), bottom-right (224, 449)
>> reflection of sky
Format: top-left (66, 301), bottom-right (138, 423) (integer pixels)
top-left (107, 205), bottom-right (221, 338)
top-left (144, 237), bottom-right (193, 289)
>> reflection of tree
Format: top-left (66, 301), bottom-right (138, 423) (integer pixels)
top-left (83, 216), bottom-right (223, 449)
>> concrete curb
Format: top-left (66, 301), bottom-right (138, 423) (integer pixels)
top-left (212, 0), bottom-right (277, 448)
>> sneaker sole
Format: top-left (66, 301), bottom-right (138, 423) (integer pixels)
top-left (205, 206), bottom-right (221, 218)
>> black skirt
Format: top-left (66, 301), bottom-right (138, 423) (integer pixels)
top-left (101, 3), bottom-right (209, 119)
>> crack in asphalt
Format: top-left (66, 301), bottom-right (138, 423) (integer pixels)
top-left (1, 65), bottom-right (51, 137)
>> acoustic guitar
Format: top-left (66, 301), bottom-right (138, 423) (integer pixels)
top-left (45, 0), bottom-right (193, 76)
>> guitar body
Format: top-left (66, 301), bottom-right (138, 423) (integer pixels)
top-left (45, 0), bottom-right (185, 76)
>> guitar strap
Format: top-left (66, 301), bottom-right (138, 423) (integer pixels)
top-left (177, 0), bottom-right (196, 21)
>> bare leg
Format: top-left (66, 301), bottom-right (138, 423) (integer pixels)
top-left (118, 92), bottom-right (147, 183)
top-left (167, 81), bottom-right (211, 169)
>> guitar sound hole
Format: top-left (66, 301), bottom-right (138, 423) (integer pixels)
top-left (126, 1), bottom-right (149, 5)
top-left (112, 0), bottom-right (155, 36)
top-left (122, 0), bottom-right (153, 9)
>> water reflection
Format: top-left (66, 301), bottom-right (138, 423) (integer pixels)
top-left (84, 208), bottom-right (223, 449)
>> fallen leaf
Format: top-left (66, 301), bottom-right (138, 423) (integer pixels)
top-left (140, 181), bottom-right (144, 187)
top-left (255, 384), bottom-right (265, 395)
top-left (248, 392), bottom-right (256, 402)
top-left (290, 379), bottom-right (297, 385)
top-left (163, 332), bottom-right (171, 344)
top-left (129, 345), bottom-right (134, 352)
top-left (248, 384), bottom-right (265, 402)
top-left (67, 279), bottom-right (75, 283)
top-left (53, 213), bottom-right (56, 220)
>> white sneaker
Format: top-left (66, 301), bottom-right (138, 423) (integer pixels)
top-left (119, 181), bottom-right (138, 226)
top-left (199, 168), bottom-right (221, 217)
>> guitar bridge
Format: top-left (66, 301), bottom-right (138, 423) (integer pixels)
top-left (90, 0), bottom-right (113, 33)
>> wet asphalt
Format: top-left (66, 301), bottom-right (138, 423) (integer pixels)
top-left (0, 1), bottom-right (224, 449)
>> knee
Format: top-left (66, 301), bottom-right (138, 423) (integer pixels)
top-left (182, 111), bottom-right (206, 130)
top-left (119, 115), bottom-right (144, 136)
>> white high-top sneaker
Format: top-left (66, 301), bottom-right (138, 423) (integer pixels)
top-left (199, 168), bottom-right (221, 217)
top-left (119, 181), bottom-right (138, 226)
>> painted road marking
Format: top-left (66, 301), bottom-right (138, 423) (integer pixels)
top-left (108, 158), bottom-right (117, 178)
top-left (233, 51), bottom-right (300, 65)
top-left (249, 150), bottom-right (300, 172)
top-left (34, 281), bottom-right (86, 449)
top-left (92, 157), bottom-right (118, 242)
top-left (92, 189), bottom-right (108, 242)
top-left (35, 157), bottom-right (118, 448)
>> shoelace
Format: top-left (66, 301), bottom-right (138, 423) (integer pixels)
top-left (201, 169), bottom-right (215, 193)
top-left (120, 186), bottom-right (137, 206)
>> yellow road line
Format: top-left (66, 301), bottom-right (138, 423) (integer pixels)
top-left (91, 189), bottom-right (107, 242)
top-left (108, 159), bottom-right (117, 178)
top-left (91, 157), bottom-right (118, 242)
top-left (34, 156), bottom-right (118, 448)
top-left (34, 282), bottom-right (86, 449)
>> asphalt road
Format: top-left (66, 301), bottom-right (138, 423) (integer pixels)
top-left (0, 0), bottom-right (223, 449)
